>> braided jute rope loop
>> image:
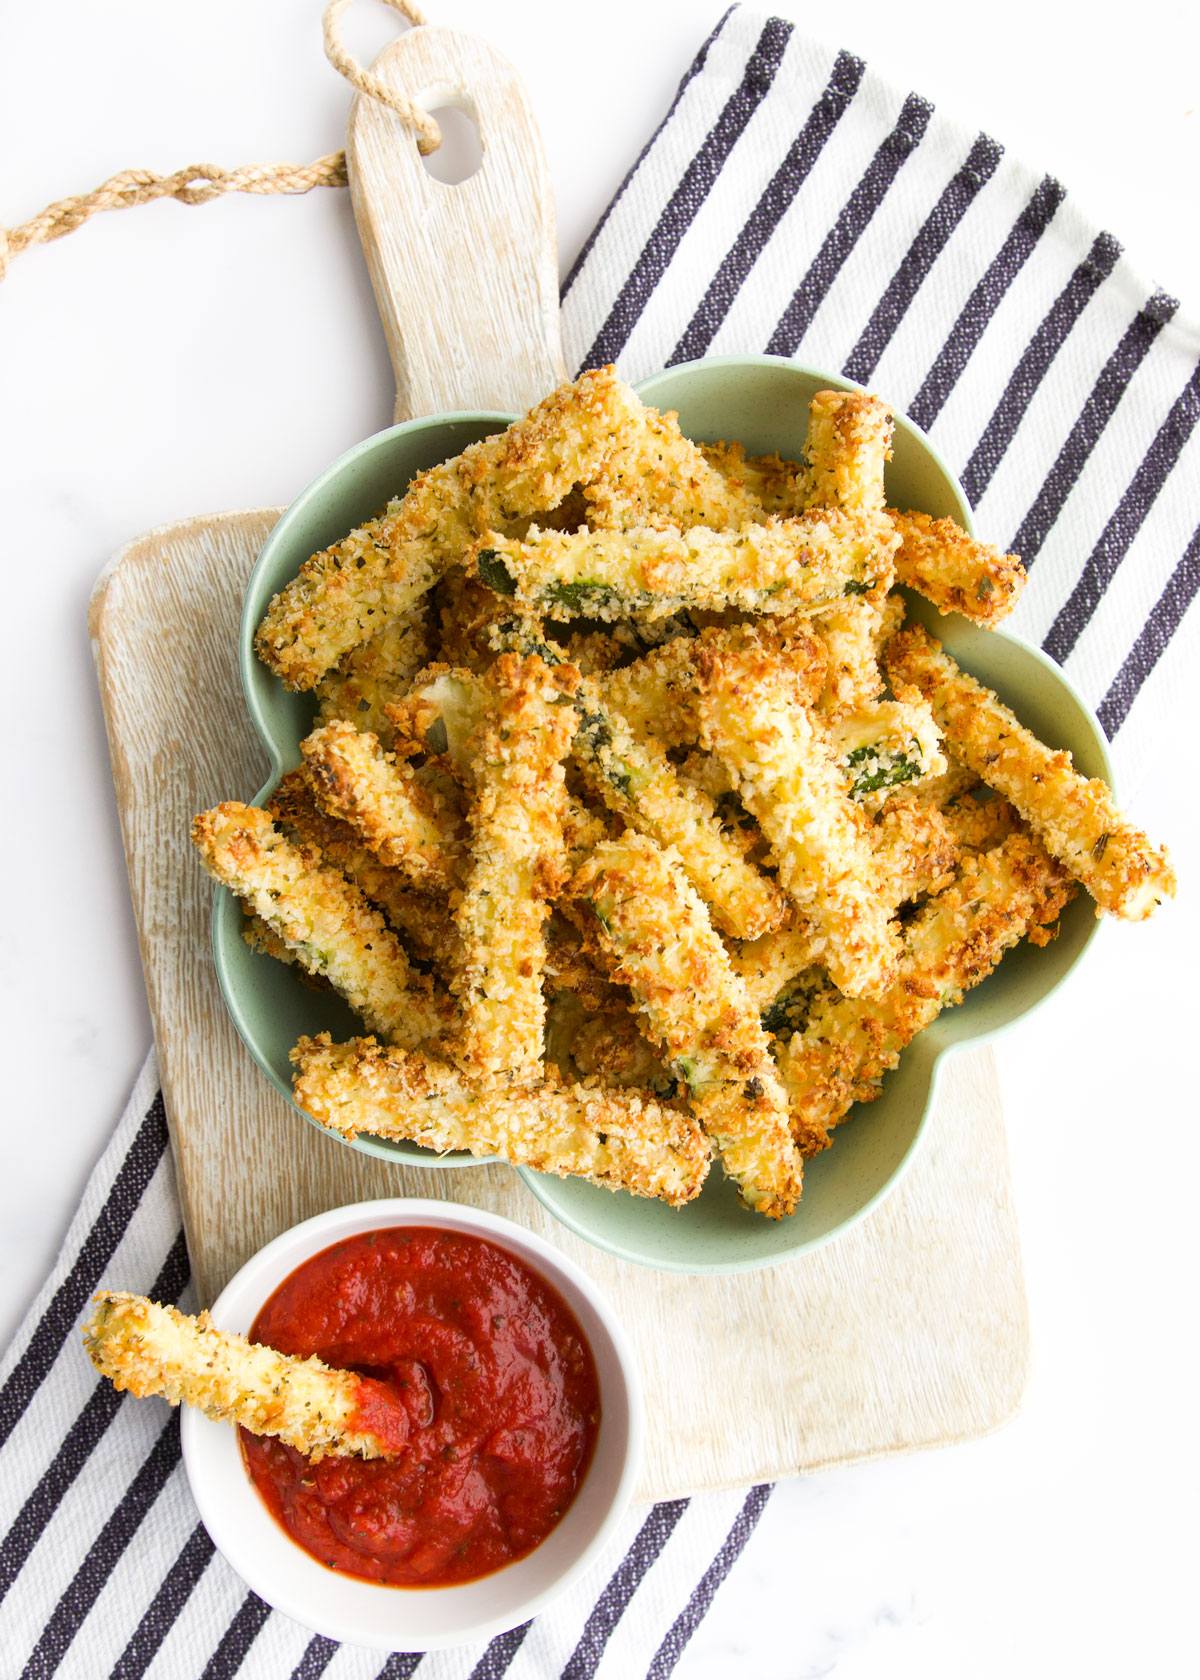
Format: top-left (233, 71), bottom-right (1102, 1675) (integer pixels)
top-left (0, 0), bottom-right (437, 282)
top-left (323, 0), bottom-right (441, 154)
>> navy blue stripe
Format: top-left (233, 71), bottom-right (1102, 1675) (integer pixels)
top-left (1043, 359), bottom-right (1200, 664)
top-left (765, 92), bottom-right (934, 358)
top-left (842, 133), bottom-right (1003, 384)
top-left (0, 1230), bottom-right (189, 1608)
top-left (959, 231), bottom-right (1122, 505)
top-left (560, 1499), bottom-right (690, 1680)
top-left (561, 8), bottom-right (734, 299)
top-left (0, 1092), bottom-right (170, 1452)
top-left (20, 1413), bottom-right (182, 1679)
top-left (1097, 522), bottom-right (1200, 736)
top-left (647, 1485), bottom-right (773, 1679)
top-left (906, 174), bottom-right (1065, 432)
top-left (466, 1621), bottom-right (531, 1679)
top-left (199, 1592), bottom-right (271, 1680)
top-left (108, 1524), bottom-right (215, 1680)
top-left (578, 16), bottom-right (793, 372)
top-left (1010, 289), bottom-right (1178, 564)
top-left (375, 1654), bottom-right (424, 1678)
top-left (668, 49), bottom-right (865, 365)
top-left (288, 1636), bottom-right (339, 1680)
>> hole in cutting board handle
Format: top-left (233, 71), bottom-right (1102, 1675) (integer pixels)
top-left (420, 103), bottom-right (483, 185)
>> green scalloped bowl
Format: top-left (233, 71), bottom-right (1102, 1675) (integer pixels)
top-left (216, 356), bottom-right (1109, 1253)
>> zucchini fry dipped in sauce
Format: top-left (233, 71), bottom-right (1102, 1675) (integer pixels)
top-left (291, 1035), bottom-right (710, 1206)
top-left (451, 654), bottom-right (580, 1082)
top-left (255, 366), bottom-right (647, 690)
top-left (776, 832), bottom-right (1077, 1153)
top-left (83, 1293), bottom-right (411, 1459)
top-left (191, 802), bottom-right (451, 1046)
top-left (696, 624), bottom-right (901, 1001)
top-left (468, 506), bottom-right (899, 625)
top-left (885, 624), bottom-right (1176, 918)
top-left (572, 834), bottom-right (804, 1218)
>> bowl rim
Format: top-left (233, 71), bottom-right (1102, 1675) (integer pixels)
top-left (179, 1197), bottom-right (644, 1652)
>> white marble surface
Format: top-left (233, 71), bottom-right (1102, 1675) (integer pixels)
top-left (1, 2), bottom-right (1197, 1675)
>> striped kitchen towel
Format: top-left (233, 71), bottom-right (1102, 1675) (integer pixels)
top-left (2, 5), bottom-right (1196, 1676)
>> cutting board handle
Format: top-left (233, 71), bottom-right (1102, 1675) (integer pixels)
top-left (346, 26), bottom-right (568, 422)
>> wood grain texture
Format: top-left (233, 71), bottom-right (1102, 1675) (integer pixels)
top-left (90, 511), bottom-right (1031, 1500)
top-left (346, 27), bottom-right (567, 422)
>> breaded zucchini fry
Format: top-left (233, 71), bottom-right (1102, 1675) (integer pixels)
top-left (267, 769), bottom-right (462, 972)
top-left (191, 802), bottom-right (449, 1045)
top-left (602, 621), bottom-right (826, 752)
top-left (810, 596), bottom-right (889, 714)
top-left (870, 791), bottom-right (960, 904)
top-left (301, 719), bottom-right (466, 888)
top-left (696, 626), bottom-right (901, 1000)
top-left (585, 399), bottom-right (764, 530)
top-left (313, 606), bottom-right (431, 746)
top-left (399, 650), bottom-right (787, 941)
top-left (433, 565), bottom-right (523, 674)
top-left (885, 625), bottom-right (1176, 918)
top-left (700, 441), bottom-right (805, 515)
top-left (452, 655), bottom-right (580, 1081)
top-left (255, 367), bottom-right (644, 689)
top-left (890, 510), bottom-right (1025, 626)
top-left (728, 797), bottom-right (957, 1018)
top-left (469, 508), bottom-right (900, 624)
top-left (728, 924), bottom-right (822, 1013)
top-left (776, 833), bottom-right (1077, 1151)
top-left (935, 782), bottom-right (1021, 853)
top-left (291, 1035), bottom-right (710, 1207)
top-left (802, 390), bottom-right (893, 514)
top-left (572, 835), bottom-right (804, 1218)
top-left (827, 692), bottom-right (946, 801)
top-left (83, 1293), bottom-right (409, 1459)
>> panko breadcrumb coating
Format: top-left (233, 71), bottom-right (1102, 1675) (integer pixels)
top-left (700, 441), bottom-right (805, 515)
top-left (452, 655), bottom-right (580, 1082)
top-left (802, 390), bottom-right (893, 515)
top-left (191, 802), bottom-right (451, 1046)
top-left (398, 647), bottom-right (787, 942)
top-left (254, 366), bottom-right (646, 689)
top-left (585, 398), bottom-right (765, 531)
top-left (776, 833), bottom-right (1077, 1152)
top-left (301, 719), bottom-right (466, 888)
top-left (601, 621), bottom-right (827, 752)
top-left (697, 625), bottom-right (901, 1001)
top-left (290, 1034), bottom-right (711, 1206)
top-left (83, 1293), bottom-right (410, 1459)
top-left (890, 510), bottom-right (1025, 626)
top-left (314, 606), bottom-right (431, 746)
top-left (886, 624), bottom-right (1176, 917)
top-left (468, 507), bottom-right (900, 624)
top-left (573, 834), bottom-right (804, 1218)
top-left (267, 769), bottom-right (462, 972)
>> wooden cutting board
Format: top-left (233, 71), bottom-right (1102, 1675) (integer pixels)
top-left (89, 506), bottom-right (1030, 1503)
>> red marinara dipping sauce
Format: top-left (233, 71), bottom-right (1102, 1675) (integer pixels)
top-left (239, 1227), bottom-right (601, 1589)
